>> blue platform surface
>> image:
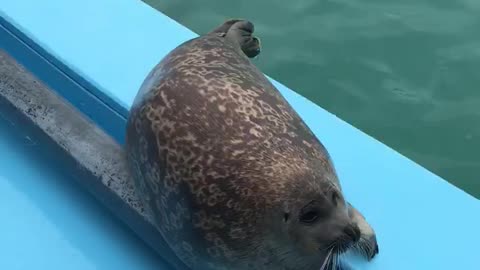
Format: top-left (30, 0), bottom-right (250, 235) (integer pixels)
top-left (0, 98), bottom-right (170, 269)
top-left (0, 0), bottom-right (479, 269)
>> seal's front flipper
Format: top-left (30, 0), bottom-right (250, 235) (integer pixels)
top-left (347, 203), bottom-right (379, 261)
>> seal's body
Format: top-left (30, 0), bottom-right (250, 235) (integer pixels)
top-left (126, 20), bottom-right (378, 270)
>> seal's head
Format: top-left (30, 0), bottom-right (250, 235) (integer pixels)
top-left (210, 19), bottom-right (261, 58)
top-left (265, 179), bottom-right (361, 269)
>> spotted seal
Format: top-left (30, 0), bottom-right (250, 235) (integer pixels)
top-left (125, 19), bottom-right (379, 270)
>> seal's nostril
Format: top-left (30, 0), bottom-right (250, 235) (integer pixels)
top-left (344, 224), bottom-right (361, 242)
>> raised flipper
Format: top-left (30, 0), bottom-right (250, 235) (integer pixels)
top-left (209, 19), bottom-right (261, 58)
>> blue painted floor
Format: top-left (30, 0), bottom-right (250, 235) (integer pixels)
top-left (0, 107), bottom-right (170, 269)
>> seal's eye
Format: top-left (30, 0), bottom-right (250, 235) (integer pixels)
top-left (299, 200), bottom-right (327, 224)
top-left (300, 210), bottom-right (319, 223)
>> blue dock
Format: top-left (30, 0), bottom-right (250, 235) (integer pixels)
top-left (1, 0), bottom-right (478, 269)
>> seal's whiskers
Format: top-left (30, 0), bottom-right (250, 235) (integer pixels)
top-left (352, 237), bottom-right (374, 260)
top-left (320, 249), bottom-right (333, 270)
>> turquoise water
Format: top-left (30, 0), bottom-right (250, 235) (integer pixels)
top-left (144, 0), bottom-right (480, 198)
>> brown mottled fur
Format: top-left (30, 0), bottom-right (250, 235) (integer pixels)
top-left (126, 20), bottom-right (377, 270)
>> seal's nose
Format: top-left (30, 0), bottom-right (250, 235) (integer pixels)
top-left (344, 224), bottom-right (361, 242)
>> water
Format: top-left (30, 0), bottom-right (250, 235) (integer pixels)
top-left (143, 0), bottom-right (480, 198)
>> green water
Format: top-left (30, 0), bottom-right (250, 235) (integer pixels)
top-left (143, 0), bottom-right (480, 198)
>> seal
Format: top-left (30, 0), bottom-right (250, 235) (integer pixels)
top-left (125, 19), bottom-right (379, 270)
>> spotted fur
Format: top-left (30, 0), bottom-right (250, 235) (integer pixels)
top-left (126, 20), bottom-right (377, 270)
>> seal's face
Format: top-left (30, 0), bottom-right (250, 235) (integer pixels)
top-left (280, 186), bottom-right (361, 268)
